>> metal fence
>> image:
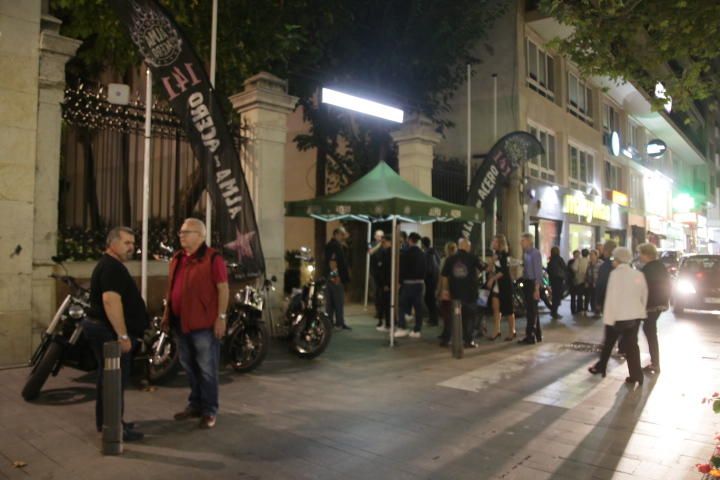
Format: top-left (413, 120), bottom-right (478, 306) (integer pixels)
top-left (432, 157), bottom-right (470, 249)
top-left (59, 84), bottom-right (252, 254)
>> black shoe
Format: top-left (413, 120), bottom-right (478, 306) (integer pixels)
top-left (551, 313), bottom-right (562, 320)
top-left (123, 428), bottom-right (144, 442)
top-left (536, 336), bottom-right (542, 343)
top-left (341, 325), bottom-right (352, 331)
top-left (642, 364), bottom-right (660, 374)
top-left (517, 337), bottom-right (536, 345)
top-left (174, 407), bottom-right (202, 421)
top-left (625, 376), bottom-right (644, 387)
top-left (588, 365), bottom-right (606, 378)
top-left (122, 421), bottom-right (136, 430)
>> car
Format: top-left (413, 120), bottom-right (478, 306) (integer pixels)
top-left (672, 254), bottom-right (720, 314)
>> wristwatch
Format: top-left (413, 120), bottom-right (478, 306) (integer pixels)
top-left (119, 334), bottom-right (129, 341)
top-left (218, 313), bottom-right (227, 321)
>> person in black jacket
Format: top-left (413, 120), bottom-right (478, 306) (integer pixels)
top-left (396, 232), bottom-right (426, 338)
top-left (324, 227), bottom-right (351, 330)
top-left (375, 236), bottom-right (393, 332)
top-left (594, 240), bottom-right (617, 314)
top-left (421, 236), bottom-right (441, 327)
top-left (638, 243), bottom-right (671, 373)
top-left (547, 246), bottom-right (566, 319)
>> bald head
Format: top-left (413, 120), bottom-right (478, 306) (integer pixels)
top-left (458, 237), bottom-right (471, 252)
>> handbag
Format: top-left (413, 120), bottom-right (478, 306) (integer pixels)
top-left (477, 288), bottom-right (491, 307)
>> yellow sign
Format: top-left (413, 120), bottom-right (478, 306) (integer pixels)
top-left (563, 193), bottom-right (611, 223)
top-left (612, 190), bottom-right (628, 207)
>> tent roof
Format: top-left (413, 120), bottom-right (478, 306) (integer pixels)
top-left (285, 161), bottom-right (483, 223)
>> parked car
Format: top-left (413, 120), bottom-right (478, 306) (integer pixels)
top-left (672, 254), bottom-right (720, 314)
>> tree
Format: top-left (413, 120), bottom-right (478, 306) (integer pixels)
top-left (540, 0), bottom-right (720, 113)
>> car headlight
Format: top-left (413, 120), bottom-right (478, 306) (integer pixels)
top-left (676, 279), bottom-right (696, 295)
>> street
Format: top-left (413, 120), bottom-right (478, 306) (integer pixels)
top-left (1, 302), bottom-right (719, 480)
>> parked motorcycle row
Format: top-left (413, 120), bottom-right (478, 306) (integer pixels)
top-left (21, 249), bottom-right (332, 401)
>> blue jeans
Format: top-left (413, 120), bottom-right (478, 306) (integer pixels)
top-left (399, 283), bottom-right (424, 332)
top-left (81, 319), bottom-right (134, 432)
top-left (325, 282), bottom-right (346, 327)
top-left (176, 328), bottom-right (220, 417)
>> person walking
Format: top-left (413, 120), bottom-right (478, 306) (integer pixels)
top-left (421, 236), bottom-right (441, 327)
top-left (567, 250), bottom-right (580, 314)
top-left (487, 234), bottom-right (516, 341)
top-left (588, 247), bottom-right (647, 386)
top-left (571, 249), bottom-right (589, 315)
top-left (519, 233), bottom-right (543, 345)
top-left (369, 229), bottom-right (385, 327)
top-left (84, 226), bottom-right (148, 441)
top-left (396, 232), bottom-right (426, 338)
top-left (324, 227), bottom-right (351, 330)
top-left (594, 240), bottom-right (617, 315)
top-left (546, 246), bottom-right (566, 319)
top-left (161, 218), bottom-right (229, 429)
top-left (440, 238), bottom-right (486, 348)
top-left (437, 241), bottom-right (458, 346)
top-left (638, 242), bottom-right (671, 374)
top-left (585, 249), bottom-right (603, 315)
top-left (375, 235), bottom-right (393, 332)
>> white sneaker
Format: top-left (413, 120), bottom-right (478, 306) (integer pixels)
top-left (376, 325), bottom-right (389, 332)
top-left (394, 328), bottom-right (410, 338)
top-left (409, 331), bottom-right (422, 339)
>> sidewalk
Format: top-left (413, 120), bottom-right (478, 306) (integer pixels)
top-left (1, 301), bottom-right (718, 479)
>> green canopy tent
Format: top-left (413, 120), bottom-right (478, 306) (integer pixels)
top-left (285, 161), bottom-right (484, 346)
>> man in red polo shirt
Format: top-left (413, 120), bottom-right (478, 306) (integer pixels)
top-left (162, 218), bottom-right (229, 429)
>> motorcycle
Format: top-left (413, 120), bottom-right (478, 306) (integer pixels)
top-left (281, 248), bottom-right (333, 359)
top-left (224, 277), bottom-right (270, 374)
top-left (512, 272), bottom-right (554, 319)
top-left (22, 269), bottom-right (179, 401)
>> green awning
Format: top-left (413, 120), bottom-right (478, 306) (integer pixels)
top-left (285, 161), bottom-right (483, 223)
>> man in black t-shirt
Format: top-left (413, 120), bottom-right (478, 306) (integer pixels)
top-left (84, 226), bottom-right (148, 442)
top-left (440, 238), bottom-right (486, 347)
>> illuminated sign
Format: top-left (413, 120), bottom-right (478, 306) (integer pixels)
top-left (673, 193), bottom-right (695, 213)
top-left (646, 139), bottom-right (667, 158)
top-left (612, 190), bottom-right (629, 207)
top-left (611, 131), bottom-right (621, 156)
top-left (673, 212), bottom-right (697, 224)
top-left (563, 193), bottom-right (611, 223)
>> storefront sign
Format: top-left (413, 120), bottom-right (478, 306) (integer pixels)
top-left (563, 193), bottom-right (611, 223)
top-left (612, 190), bottom-right (629, 207)
top-left (674, 212), bottom-right (698, 224)
top-left (646, 139), bottom-right (667, 158)
top-left (646, 215), bottom-right (667, 235)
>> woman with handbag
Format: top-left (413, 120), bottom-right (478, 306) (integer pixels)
top-left (488, 234), bottom-right (516, 341)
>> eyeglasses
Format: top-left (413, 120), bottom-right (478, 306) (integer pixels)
top-left (178, 230), bottom-right (200, 236)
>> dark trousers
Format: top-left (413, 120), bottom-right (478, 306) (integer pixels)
top-left (585, 286), bottom-right (597, 312)
top-left (81, 319), bottom-right (133, 432)
top-left (373, 281), bottom-right (384, 321)
top-left (523, 280), bottom-right (541, 340)
top-left (379, 287), bottom-right (391, 328)
top-left (439, 300), bottom-right (451, 342)
top-left (643, 310), bottom-right (661, 368)
top-left (550, 278), bottom-right (564, 315)
top-left (177, 327), bottom-right (220, 417)
top-left (597, 320), bottom-right (642, 380)
top-left (399, 283), bottom-right (424, 331)
top-left (424, 279), bottom-right (438, 325)
top-left (325, 282), bottom-right (346, 327)
top-left (461, 302), bottom-right (477, 344)
top-left (571, 284), bottom-right (585, 313)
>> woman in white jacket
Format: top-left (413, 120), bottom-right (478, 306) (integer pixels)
top-left (588, 247), bottom-right (648, 386)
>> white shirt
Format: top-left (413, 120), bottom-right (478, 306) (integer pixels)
top-left (603, 263), bottom-right (648, 326)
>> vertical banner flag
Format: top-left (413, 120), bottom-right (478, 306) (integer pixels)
top-left (462, 131), bottom-right (544, 244)
top-left (109, 0), bottom-right (265, 278)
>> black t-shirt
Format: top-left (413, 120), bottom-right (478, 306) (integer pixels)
top-left (89, 254), bottom-right (148, 337)
top-left (441, 250), bottom-right (485, 303)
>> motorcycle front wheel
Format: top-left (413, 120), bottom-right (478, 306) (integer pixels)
top-left (226, 322), bottom-right (269, 373)
top-left (290, 312), bottom-right (332, 359)
top-left (147, 332), bottom-right (180, 384)
top-left (22, 341), bottom-right (63, 401)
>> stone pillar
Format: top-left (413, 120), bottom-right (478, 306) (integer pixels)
top-left (391, 114), bottom-right (442, 239)
top-left (31, 16), bottom-right (81, 346)
top-left (504, 172), bottom-right (524, 259)
top-left (229, 72), bottom-right (297, 331)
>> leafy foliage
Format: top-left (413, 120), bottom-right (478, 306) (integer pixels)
top-left (540, 0), bottom-right (720, 113)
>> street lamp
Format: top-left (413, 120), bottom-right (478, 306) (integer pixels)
top-left (321, 87), bottom-right (404, 123)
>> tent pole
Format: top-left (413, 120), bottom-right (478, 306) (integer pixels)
top-left (390, 216), bottom-right (397, 347)
top-left (140, 67), bottom-right (151, 302)
top-left (364, 221), bottom-right (371, 311)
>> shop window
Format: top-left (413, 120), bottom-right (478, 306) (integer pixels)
top-left (569, 224), bottom-right (596, 258)
top-left (526, 38), bottom-right (555, 100)
top-left (569, 145), bottom-right (594, 190)
top-left (528, 124), bottom-right (556, 182)
top-left (567, 73), bottom-right (593, 125)
top-left (605, 161), bottom-right (622, 191)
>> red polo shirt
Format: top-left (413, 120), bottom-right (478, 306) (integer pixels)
top-left (170, 250), bottom-right (228, 318)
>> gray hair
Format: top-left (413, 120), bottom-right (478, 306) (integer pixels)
top-left (106, 226), bottom-right (134, 247)
top-left (183, 218), bottom-right (207, 238)
top-left (521, 232), bottom-right (534, 242)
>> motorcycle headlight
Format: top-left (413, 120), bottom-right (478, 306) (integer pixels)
top-left (676, 279), bottom-right (696, 295)
top-left (234, 292), bottom-right (243, 304)
top-left (68, 304), bottom-right (85, 319)
top-left (316, 292), bottom-right (325, 306)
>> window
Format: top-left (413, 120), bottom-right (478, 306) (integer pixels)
top-left (567, 73), bottom-right (593, 124)
top-left (628, 121), bottom-right (643, 159)
top-left (605, 160), bottom-right (622, 191)
top-left (528, 124), bottom-right (556, 182)
top-left (569, 144), bottom-right (594, 189)
top-left (629, 172), bottom-right (644, 210)
top-left (526, 38), bottom-right (555, 99)
top-left (602, 103), bottom-right (620, 148)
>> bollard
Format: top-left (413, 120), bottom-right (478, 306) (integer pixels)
top-left (102, 341), bottom-right (123, 455)
top-left (451, 300), bottom-right (463, 359)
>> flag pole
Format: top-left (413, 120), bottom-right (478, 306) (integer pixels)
top-left (141, 67), bottom-right (152, 301)
top-left (492, 73), bottom-right (498, 240)
top-left (205, 0), bottom-right (218, 245)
